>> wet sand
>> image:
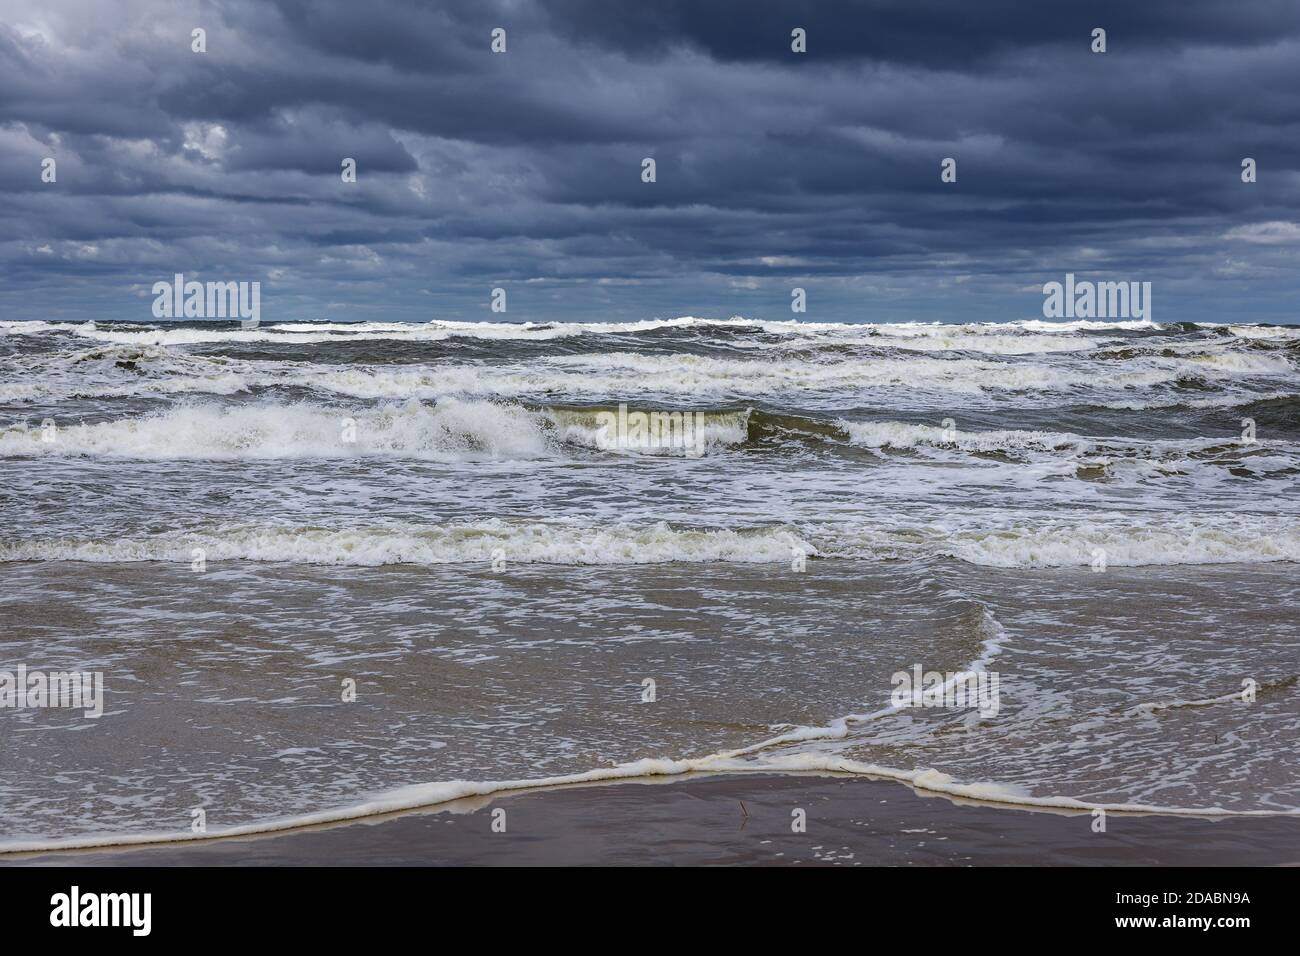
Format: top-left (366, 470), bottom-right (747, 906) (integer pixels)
top-left (5, 772), bottom-right (1297, 866)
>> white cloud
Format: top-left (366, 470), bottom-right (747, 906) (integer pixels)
top-left (1223, 221), bottom-right (1300, 244)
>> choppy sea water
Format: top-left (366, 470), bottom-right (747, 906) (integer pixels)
top-left (1, 316), bottom-right (1298, 850)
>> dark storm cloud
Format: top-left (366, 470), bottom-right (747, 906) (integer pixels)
top-left (542, 0), bottom-right (1300, 65)
top-left (1, 0), bottom-right (1299, 323)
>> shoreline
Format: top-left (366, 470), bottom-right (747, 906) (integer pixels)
top-left (5, 772), bottom-right (1297, 867)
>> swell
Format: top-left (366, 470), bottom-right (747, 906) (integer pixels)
top-left (0, 315), bottom-right (1173, 347)
top-left (9, 317), bottom-right (1300, 381)
top-left (6, 397), bottom-right (1297, 470)
top-left (17, 316), bottom-right (1297, 348)
top-left (4, 331), bottom-right (1296, 408)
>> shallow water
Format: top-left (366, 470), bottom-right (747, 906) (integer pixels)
top-left (1, 316), bottom-right (1297, 847)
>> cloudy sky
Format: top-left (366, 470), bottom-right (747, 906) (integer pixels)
top-left (2, 0), bottom-right (1299, 324)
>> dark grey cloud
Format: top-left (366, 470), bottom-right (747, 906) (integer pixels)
top-left (1, 0), bottom-right (1299, 324)
top-left (542, 0), bottom-right (1300, 65)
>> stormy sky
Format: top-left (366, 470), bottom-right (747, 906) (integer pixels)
top-left (2, 0), bottom-right (1299, 324)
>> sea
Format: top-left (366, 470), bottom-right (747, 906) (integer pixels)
top-left (1, 315), bottom-right (1297, 851)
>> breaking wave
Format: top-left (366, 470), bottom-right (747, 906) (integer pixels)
top-left (0, 520), bottom-right (814, 566)
top-left (5, 515), bottom-right (1297, 569)
top-left (834, 516), bottom-right (1300, 567)
top-left (0, 399), bottom-right (555, 461)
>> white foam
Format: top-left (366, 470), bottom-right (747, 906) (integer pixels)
top-left (833, 420), bottom-right (1298, 484)
top-left (0, 399), bottom-right (554, 461)
top-left (372, 350), bottom-right (1208, 404)
top-left (0, 398), bottom-right (763, 461)
top-left (1126, 685), bottom-right (1258, 717)
top-left (546, 407), bottom-right (750, 455)
top-left (6, 319), bottom-right (1294, 409)
top-left (0, 317), bottom-right (745, 346)
top-left (839, 419), bottom-right (1084, 453)
top-left (0, 316), bottom-right (1270, 351)
top-left (1, 343), bottom-right (254, 401)
top-left (1088, 390), bottom-right (1299, 412)
top-left (5, 504), bottom-right (1296, 571)
top-left (735, 755), bottom-right (1299, 816)
top-left (0, 521), bottom-right (814, 567)
top-left (1219, 324), bottom-right (1300, 341)
top-left (834, 516), bottom-right (1300, 568)
top-left (2, 754), bottom-right (1285, 855)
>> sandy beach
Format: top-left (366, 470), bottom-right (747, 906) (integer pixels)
top-left (6, 773), bottom-right (1296, 867)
